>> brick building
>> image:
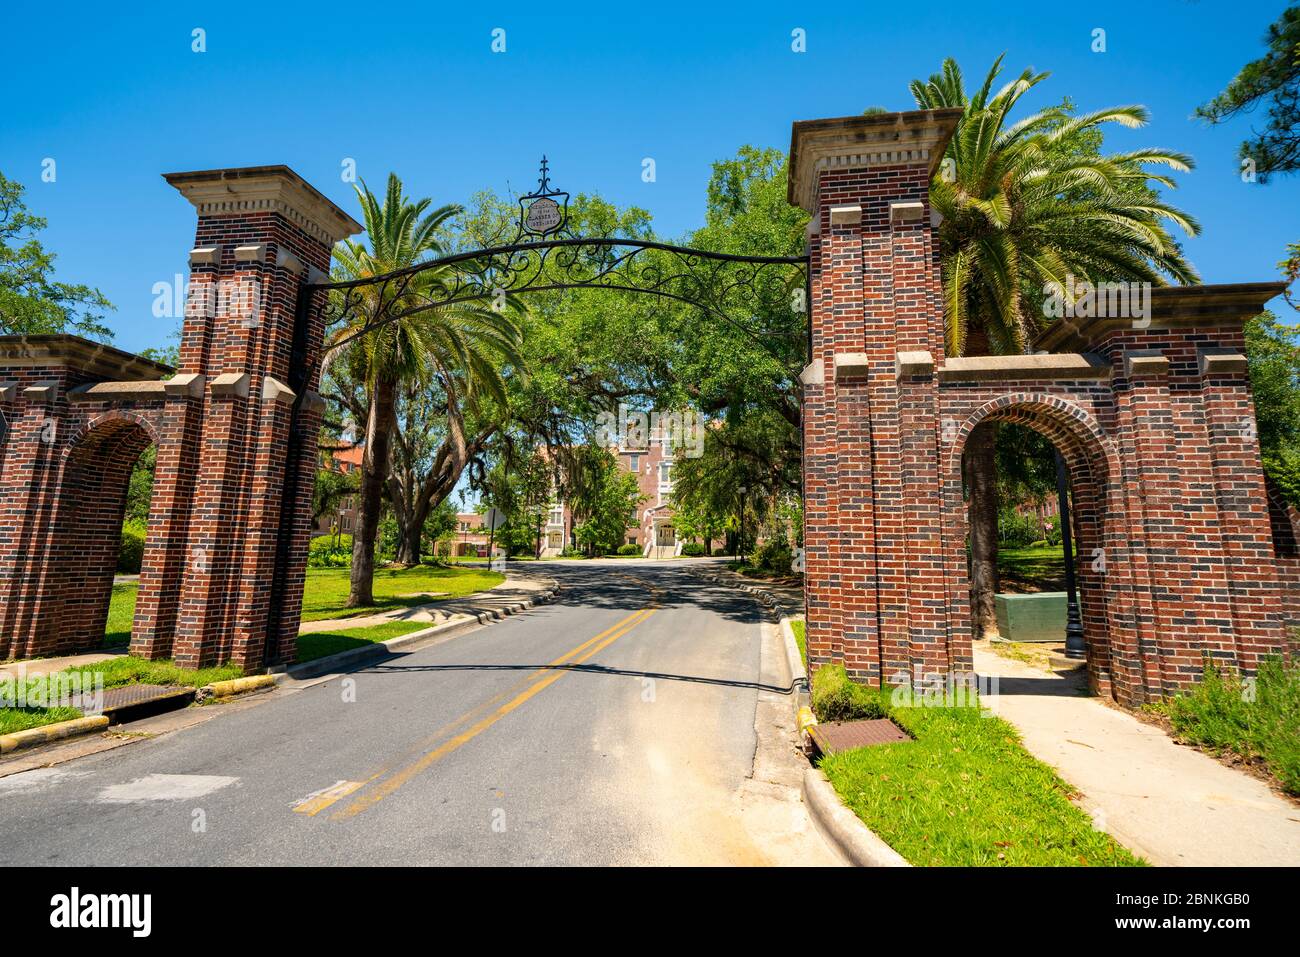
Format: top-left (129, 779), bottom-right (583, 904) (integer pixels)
top-left (538, 430), bottom-right (693, 557)
top-left (312, 441), bottom-right (361, 538)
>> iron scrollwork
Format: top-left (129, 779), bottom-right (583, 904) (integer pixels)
top-left (308, 159), bottom-right (810, 361)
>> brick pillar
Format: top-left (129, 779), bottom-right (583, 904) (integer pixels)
top-left (1195, 339), bottom-right (1285, 673)
top-left (791, 110), bottom-right (961, 687)
top-left (129, 373), bottom-right (204, 659)
top-left (0, 377), bottom-right (67, 658)
top-left (161, 167), bottom-right (360, 669)
top-left (1108, 346), bottom-right (1180, 700)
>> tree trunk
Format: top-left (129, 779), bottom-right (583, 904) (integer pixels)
top-left (348, 378), bottom-right (395, 607)
top-left (964, 424), bottom-right (1001, 640)
top-left (395, 518), bottom-right (422, 567)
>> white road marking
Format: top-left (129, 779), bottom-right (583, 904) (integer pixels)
top-left (0, 767), bottom-right (85, 793)
top-left (96, 773), bottom-right (238, 803)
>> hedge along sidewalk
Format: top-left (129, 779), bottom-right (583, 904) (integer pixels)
top-left (972, 643), bottom-right (1300, 867)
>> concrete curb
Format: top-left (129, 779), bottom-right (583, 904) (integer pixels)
top-left (703, 565), bottom-right (911, 869)
top-left (694, 567), bottom-right (807, 707)
top-left (802, 768), bottom-right (911, 867)
top-left (779, 616), bottom-right (809, 705)
top-left (0, 715), bottom-right (110, 754)
top-left (281, 580), bottom-right (561, 680)
top-left (198, 674), bottom-right (280, 701)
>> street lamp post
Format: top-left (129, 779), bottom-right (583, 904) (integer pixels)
top-left (738, 485), bottom-right (749, 563)
top-left (1055, 450), bottom-right (1086, 659)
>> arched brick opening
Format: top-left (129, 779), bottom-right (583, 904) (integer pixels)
top-left (49, 412), bottom-right (158, 654)
top-left (944, 395), bottom-right (1131, 700)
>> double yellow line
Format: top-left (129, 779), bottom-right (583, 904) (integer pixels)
top-left (323, 597), bottom-right (658, 820)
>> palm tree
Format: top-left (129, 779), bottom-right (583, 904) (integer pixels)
top-left (910, 56), bottom-right (1201, 638)
top-left (327, 174), bottom-right (523, 605)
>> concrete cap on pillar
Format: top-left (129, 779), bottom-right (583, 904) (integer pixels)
top-left (162, 166), bottom-right (362, 246)
top-left (786, 108), bottom-right (963, 213)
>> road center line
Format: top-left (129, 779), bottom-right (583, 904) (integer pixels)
top-left (329, 600), bottom-right (658, 821)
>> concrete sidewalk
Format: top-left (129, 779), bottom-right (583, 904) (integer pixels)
top-left (0, 650), bottom-right (123, 680)
top-left (975, 643), bottom-right (1300, 866)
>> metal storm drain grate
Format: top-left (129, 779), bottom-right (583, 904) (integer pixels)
top-left (809, 718), bottom-right (911, 756)
top-left (72, 684), bottom-right (196, 719)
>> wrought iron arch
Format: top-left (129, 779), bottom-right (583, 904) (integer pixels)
top-left (300, 158), bottom-right (810, 366)
top-left (310, 236), bottom-right (809, 358)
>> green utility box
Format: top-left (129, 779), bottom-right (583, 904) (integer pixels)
top-left (994, 592), bottom-right (1067, 643)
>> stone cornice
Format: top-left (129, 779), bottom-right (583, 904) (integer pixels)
top-left (938, 353), bottom-right (1112, 383)
top-left (787, 109), bottom-right (963, 212)
top-left (0, 334), bottom-right (174, 381)
top-left (68, 380), bottom-right (168, 403)
top-left (1033, 282), bottom-right (1288, 352)
top-left (163, 165), bottom-right (363, 247)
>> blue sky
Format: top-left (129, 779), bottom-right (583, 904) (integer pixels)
top-left (4, 0), bottom-right (1297, 354)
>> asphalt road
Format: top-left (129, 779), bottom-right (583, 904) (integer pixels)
top-left (0, 561), bottom-right (834, 866)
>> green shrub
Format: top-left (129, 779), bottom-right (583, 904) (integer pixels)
top-left (117, 521), bottom-right (147, 573)
top-left (812, 663), bottom-right (890, 722)
top-left (308, 534), bottom-right (353, 568)
top-left (998, 507), bottom-right (1045, 547)
top-left (680, 541), bottom-right (706, 556)
top-left (616, 543), bottom-right (642, 556)
top-left (1159, 656), bottom-right (1300, 795)
top-left (752, 537), bottom-right (793, 575)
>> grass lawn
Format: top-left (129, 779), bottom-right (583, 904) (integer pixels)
top-left (790, 619), bottom-right (806, 668)
top-left (0, 705), bottom-right (83, 735)
top-left (61, 656), bottom-right (243, 690)
top-left (813, 669), bottom-right (1143, 866)
top-left (296, 621), bottom-right (428, 664)
top-left (297, 565), bottom-right (504, 622)
top-left (105, 582), bottom-right (138, 647)
top-left (996, 544), bottom-right (1075, 593)
top-left (105, 564), bottom-right (504, 634)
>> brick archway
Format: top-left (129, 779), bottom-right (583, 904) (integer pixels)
top-left (52, 412), bottom-right (159, 654)
top-left (794, 109), bottom-right (1292, 708)
top-left (1, 116), bottom-right (1293, 693)
top-left (0, 167), bottom-right (362, 669)
top-left (943, 395), bottom-right (1123, 699)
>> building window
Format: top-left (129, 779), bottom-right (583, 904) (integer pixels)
top-left (627, 453), bottom-right (640, 472)
top-left (659, 462), bottom-right (672, 483)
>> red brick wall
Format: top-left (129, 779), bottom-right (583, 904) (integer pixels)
top-left (167, 211), bottom-right (334, 669)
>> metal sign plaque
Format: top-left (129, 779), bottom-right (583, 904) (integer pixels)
top-left (524, 196), bottom-right (562, 234)
top-left (518, 156), bottom-right (569, 238)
